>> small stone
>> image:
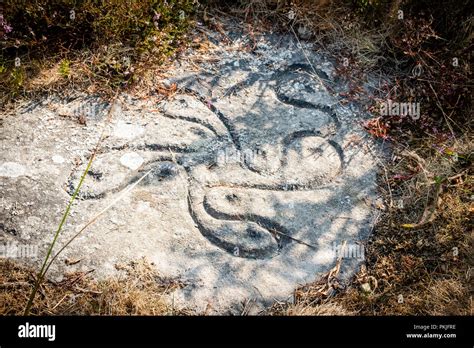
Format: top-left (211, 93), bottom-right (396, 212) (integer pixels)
top-left (0, 162), bottom-right (26, 177)
top-left (360, 283), bottom-right (371, 293)
top-left (52, 155), bottom-right (65, 164)
top-left (120, 152), bottom-right (144, 170)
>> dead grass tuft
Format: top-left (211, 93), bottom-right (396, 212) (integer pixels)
top-left (272, 302), bottom-right (353, 316)
top-left (0, 257), bottom-right (187, 315)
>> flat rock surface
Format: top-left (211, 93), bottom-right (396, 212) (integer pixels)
top-left (0, 23), bottom-right (382, 313)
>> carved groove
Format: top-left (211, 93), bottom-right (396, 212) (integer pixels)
top-left (67, 66), bottom-right (345, 259)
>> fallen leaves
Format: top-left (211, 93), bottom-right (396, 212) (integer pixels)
top-left (363, 117), bottom-right (389, 139)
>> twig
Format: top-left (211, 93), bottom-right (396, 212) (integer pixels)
top-left (428, 83), bottom-right (460, 140)
top-left (50, 294), bottom-right (68, 311)
top-left (74, 287), bottom-right (102, 295)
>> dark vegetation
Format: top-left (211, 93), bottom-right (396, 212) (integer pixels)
top-left (0, 0), bottom-right (195, 99)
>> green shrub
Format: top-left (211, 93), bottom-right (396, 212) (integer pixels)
top-left (0, 0), bottom-right (197, 100)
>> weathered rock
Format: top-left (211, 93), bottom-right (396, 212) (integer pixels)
top-left (0, 23), bottom-right (383, 314)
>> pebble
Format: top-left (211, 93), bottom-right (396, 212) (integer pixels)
top-left (120, 152), bottom-right (144, 170)
top-left (52, 155), bottom-right (65, 164)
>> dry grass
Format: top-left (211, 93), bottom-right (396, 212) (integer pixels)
top-left (0, 257), bottom-right (187, 315)
top-left (272, 302), bottom-right (353, 316)
top-left (223, 0), bottom-right (392, 70)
